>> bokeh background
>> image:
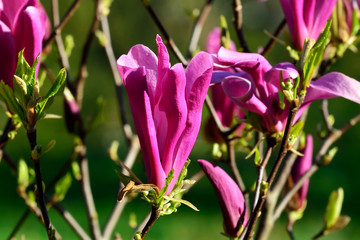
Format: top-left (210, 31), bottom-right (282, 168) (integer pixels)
top-left (0, 0), bottom-right (359, 239)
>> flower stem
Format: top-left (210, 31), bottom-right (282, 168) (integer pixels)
top-left (141, 206), bottom-right (161, 239)
top-left (27, 128), bottom-right (54, 240)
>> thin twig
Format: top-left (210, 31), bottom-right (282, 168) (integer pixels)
top-left (43, 0), bottom-right (82, 49)
top-left (2, 151), bottom-right (62, 240)
top-left (186, 0), bottom-right (214, 59)
top-left (74, 0), bottom-right (101, 106)
top-left (233, 0), bottom-right (250, 52)
top-left (78, 141), bottom-right (102, 239)
top-left (228, 139), bottom-right (246, 192)
top-left (141, 0), bottom-right (188, 65)
top-left (102, 139), bottom-right (141, 239)
top-left (140, 206), bottom-right (161, 239)
top-left (100, 15), bottom-right (134, 142)
top-left (26, 128), bottom-right (54, 239)
top-left (274, 113), bottom-right (360, 219)
top-left (241, 98), bottom-right (303, 240)
top-left (321, 100), bottom-right (333, 132)
top-left (261, 18), bottom-right (286, 57)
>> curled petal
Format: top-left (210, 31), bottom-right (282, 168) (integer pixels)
top-left (221, 75), bottom-right (268, 116)
top-left (198, 160), bottom-right (247, 237)
top-left (305, 72), bottom-right (360, 104)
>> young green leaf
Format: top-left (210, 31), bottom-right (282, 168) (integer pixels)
top-left (18, 159), bottom-right (29, 189)
top-left (54, 173), bottom-right (72, 202)
top-left (324, 187), bottom-right (344, 229)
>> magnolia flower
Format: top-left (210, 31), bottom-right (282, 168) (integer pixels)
top-left (0, 0), bottom-right (47, 87)
top-left (212, 48), bottom-right (360, 133)
top-left (280, 0), bottom-right (337, 50)
top-left (117, 35), bottom-right (213, 194)
top-left (288, 135), bottom-right (313, 210)
top-left (198, 159), bottom-right (247, 238)
top-left (206, 28), bottom-right (245, 128)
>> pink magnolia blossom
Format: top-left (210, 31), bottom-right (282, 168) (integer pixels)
top-left (288, 135), bottom-right (313, 210)
top-left (198, 159), bottom-right (247, 237)
top-left (117, 35), bottom-right (213, 194)
top-left (212, 48), bottom-right (360, 133)
top-left (206, 28), bottom-right (245, 128)
top-left (280, 0), bottom-right (337, 50)
top-left (0, 0), bottom-right (47, 87)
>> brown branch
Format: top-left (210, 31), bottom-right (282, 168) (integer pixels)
top-left (99, 15), bottom-right (134, 142)
top-left (240, 98), bottom-right (303, 240)
top-left (228, 139), bottom-right (246, 192)
top-left (261, 18), bottom-right (286, 57)
top-left (140, 206), bottom-right (161, 239)
top-left (43, 0), bottom-right (82, 49)
top-left (102, 138), bottom-right (141, 239)
top-left (274, 112), bottom-right (360, 220)
top-left (74, 0), bottom-right (101, 106)
top-left (26, 128), bottom-right (54, 239)
top-left (77, 141), bottom-right (102, 239)
top-left (186, 0), bottom-right (214, 58)
top-left (233, 0), bottom-right (250, 52)
top-left (141, 0), bottom-right (188, 66)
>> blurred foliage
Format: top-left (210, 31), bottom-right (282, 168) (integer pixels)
top-left (0, 0), bottom-right (359, 239)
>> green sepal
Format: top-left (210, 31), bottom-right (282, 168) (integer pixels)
top-left (158, 169), bottom-right (174, 202)
top-left (35, 68), bottom-right (66, 122)
top-left (288, 121), bottom-right (304, 147)
top-left (173, 159), bottom-right (190, 191)
top-left (324, 187), bottom-right (344, 229)
top-left (54, 173), bottom-right (72, 202)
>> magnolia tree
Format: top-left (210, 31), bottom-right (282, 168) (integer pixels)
top-left (0, 0), bottom-right (360, 239)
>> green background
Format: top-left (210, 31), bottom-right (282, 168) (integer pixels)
top-left (0, 0), bottom-right (359, 239)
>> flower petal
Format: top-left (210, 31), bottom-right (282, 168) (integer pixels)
top-left (172, 52), bottom-right (213, 178)
top-left (120, 67), bottom-right (166, 188)
top-left (198, 160), bottom-right (247, 237)
top-left (221, 75), bottom-right (268, 116)
top-left (206, 27), bottom-right (236, 54)
top-left (13, 5), bottom-right (45, 75)
top-left (291, 135), bottom-right (313, 208)
top-left (0, 21), bottom-right (16, 87)
top-left (264, 62), bottom-right (299, 89)
top-left (305, 72), bottom-right (360, 104)
top-left (157, 63), bottom-right (187, 176)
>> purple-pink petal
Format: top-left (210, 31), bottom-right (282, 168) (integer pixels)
top-left (264, 62), bottom-right (299, 89)
top-left (291, 135), bottom-right (313, 209)
top-left (221, 75), bottom-right (268, 116)
top-left (117, 36), bottom-right (212, 194)
top-left (305, 72), bottom-right (360, 104)
top-left (206, 27), bottom-right (236, 54)
top-left (198, 159), bottom-right (247, 237)
top-left (0, 21), bottom-right (16, 86)
top-left (13, 5), bottom-right (45, 73)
